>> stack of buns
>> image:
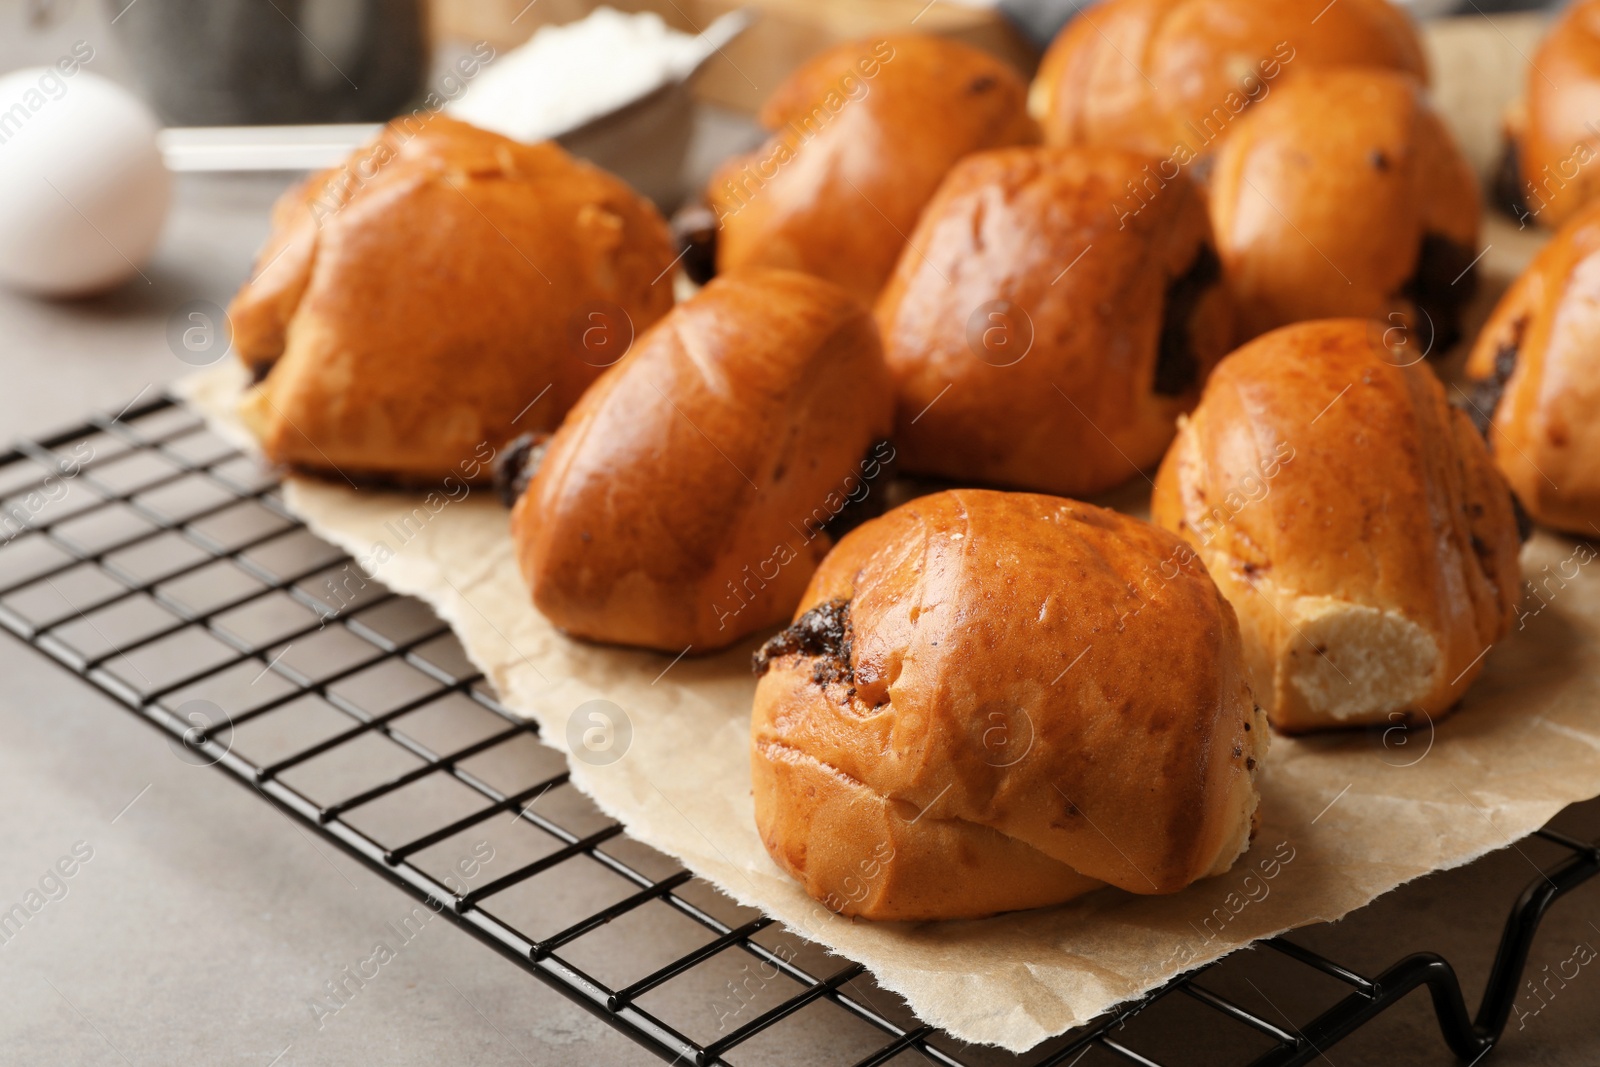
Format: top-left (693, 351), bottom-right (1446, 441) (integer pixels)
top-left (229, 5), bottom-right (1567, 923)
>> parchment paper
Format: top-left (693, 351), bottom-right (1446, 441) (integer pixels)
top-left (175, 18), bottom-right (1600, 1053)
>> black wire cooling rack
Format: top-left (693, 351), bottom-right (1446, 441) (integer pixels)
top-left (3, 392), bottom-right (1599, 1067)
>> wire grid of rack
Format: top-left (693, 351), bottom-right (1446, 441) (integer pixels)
top-left (2, 392), bottom-right (1598, 1067)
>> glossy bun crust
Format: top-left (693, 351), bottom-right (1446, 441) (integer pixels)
top-left (1504, 0), bottom-right (1600, 229)
top-left (1208, 69), bottom-right (1481, 345)
top-left (877, 146), bottom-right (1231, 496)
top-left (752, 489), bottom-right (1266, 921)
top-left (230, 116), bottom-right (676, 483)
top-left (1466, 198), bottom-right (1600, 534)
top-left (511, 270), bottom-right (894, 653)
top-left (1033, 0), bottom-right (1427, 157)
top-left (1153, 320), bottom-right (1521, 733)
top-left (707, 35), bottom-right (1037, 304)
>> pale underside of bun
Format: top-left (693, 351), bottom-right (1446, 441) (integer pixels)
top-left (1167, 404), bottom-right (1444, 726)
top-left (750, 667), bottom-right (1262, 923)
top-left (1269, 593), bottom-right (1441, 726)
top-left (1153, 320), bottom-right (1521, 735)
top-left (1158, 414), bottom-right (1458, 735)
top-left (753, 737), bottom-right (1107, 922)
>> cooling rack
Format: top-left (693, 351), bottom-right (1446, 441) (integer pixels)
top-left (2, 392), bottom-right (1598, 1067)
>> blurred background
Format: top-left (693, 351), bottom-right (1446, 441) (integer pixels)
top-left (0, 0), bottom-right (1563, 446)
top-left (0, 0), bottom-right (1568, 370)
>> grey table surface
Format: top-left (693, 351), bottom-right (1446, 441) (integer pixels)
top-left (3, 3), bottom-right (1600, 1066)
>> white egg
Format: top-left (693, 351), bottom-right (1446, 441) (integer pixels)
top-left (0, 67), bottom-right (171, 297)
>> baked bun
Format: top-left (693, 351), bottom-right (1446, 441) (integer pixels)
top-left (707, 35), bottom-right (1036, 304)
top-left (509, 269), bottom-right (894, 653)
top-left (1152, 320), bottom-right (1521, 734)
top-left (751, 489), bottom-right (1266, 921)
top-left (230, 116), bottom-right (676, 483)
top-left (877, 146), bottom-right (1231, 496)
top-left (1208, 69), bottom-right (1481, 347)
top-left (1500, 0), bottom-right (1600, 230)
top-left (1466, 198), bottom-right (1600, 534)
top-left (1033, 0), bottom-right (1427, 158)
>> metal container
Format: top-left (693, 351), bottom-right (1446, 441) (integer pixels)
top-left (107, 0), bottom-right (429, 125)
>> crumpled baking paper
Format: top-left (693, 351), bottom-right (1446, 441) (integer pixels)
top-left (178, 352), bottom-right (1600, 1052)
top-left (176, 18), bottom-right (1600, 1052)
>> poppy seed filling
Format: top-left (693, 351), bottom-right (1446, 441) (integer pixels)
top-left (494, 432), bottom-right (549, 508)
top-left (752, 598), bottom-right (854, 685)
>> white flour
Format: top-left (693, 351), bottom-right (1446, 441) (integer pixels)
top-left (447, 8), bottom-right (713, 142)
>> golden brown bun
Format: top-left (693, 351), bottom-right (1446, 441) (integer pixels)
top-left (1208, 69), bottom-right (1481, 345)
top-left (1152, 320), bottom-right (1521, 733)
top-left (876, 146), bottom-right (1231, 496)
top-left (752, 489), bottom-right (1266, 921)
top-left (1506, 0), bottom-right (1600, 229)
top-left (1466, 198), bottom-right (1600, 534)
top-left (1033, 0), bottom-right (1427, 157)
top-left (229, 116), bottom-right (676, 483)
top-left (511, 269), bottom-right (894, 653)
top-left (708, 35), bottom-right (1037, 304)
